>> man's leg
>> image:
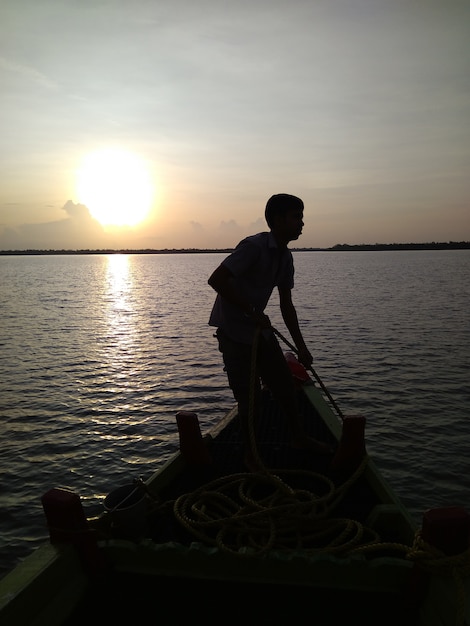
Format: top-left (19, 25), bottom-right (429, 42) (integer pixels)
top-left (216, 330), bottom-right (262, 468)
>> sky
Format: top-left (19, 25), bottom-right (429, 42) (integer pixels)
top-left (1, 0), bottom-right (469, 250)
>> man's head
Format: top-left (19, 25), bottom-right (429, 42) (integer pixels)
top-left (265, 194), bottom-right (304, 229)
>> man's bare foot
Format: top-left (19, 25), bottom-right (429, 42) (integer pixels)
top-left (291, 434), bottom-right (334, 455)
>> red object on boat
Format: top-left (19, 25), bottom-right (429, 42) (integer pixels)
top-left (330, 415), bottom-right (367, 474)
top-left (284, 351), bottom-right (310, 382)
top-left (42, 487), bottom-right (90, 544)
top-left (176, 411), bottom-right (212, 466)
top-left (406, 506), bottom-right (470, 609)
top-left (41, 487), bottom-right (104, 576)
top-left (422, 506), bottom-right (470, 555)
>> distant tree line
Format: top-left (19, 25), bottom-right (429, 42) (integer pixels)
top-left (327, 242), bottom-right (470, 251)
top-left (0, 248), bottom-right (235, 256)
top-left (0, 241), bottom-right (469, 255)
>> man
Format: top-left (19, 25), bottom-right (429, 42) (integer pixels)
top-left (208, 193), bottom-right (331, 470)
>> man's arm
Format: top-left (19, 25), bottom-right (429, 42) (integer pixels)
top-left (278, 286), bottom-right (313, 367)
top-left (208, 264), bottom-right (253, 315)
top-left (208, 264), bottom-right (271, 327)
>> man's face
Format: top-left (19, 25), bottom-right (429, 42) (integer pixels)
top-left (281, 208), bottom-right (304, 241)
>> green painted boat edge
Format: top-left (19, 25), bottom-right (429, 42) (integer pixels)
top-left (302, 382), bottom-right (417, 543)
top-left (0, 543), bottom-right (87, 626)
top-left (100, 538), bottom-right (413, 593)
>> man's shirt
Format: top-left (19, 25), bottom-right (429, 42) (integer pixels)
top-left (209, 231), bottom-right (294, 344)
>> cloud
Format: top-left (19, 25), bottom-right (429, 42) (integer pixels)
top-left (189, 220), bottom-right (204, 231)
top-left (62, 200), bottom-right (93, 220)
top-left (0, 201), bottom-right (106, 250)
top-left (218, 219), bottom-right (240, 232)
top-left (250, 217), bottom-right (265, 231)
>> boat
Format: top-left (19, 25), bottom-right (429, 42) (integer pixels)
top-left (1, 347), bottom-right (469, 626)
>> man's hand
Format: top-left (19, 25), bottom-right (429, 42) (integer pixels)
top-left (252, 311), bottom-right (271, 329)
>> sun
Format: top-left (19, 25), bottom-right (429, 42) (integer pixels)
top-left (76, 148), bottom-right (154, 227)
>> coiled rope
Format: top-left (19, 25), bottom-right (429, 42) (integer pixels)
top-left (173, 457), bottom-right (373, 556)
top-left (174, 326), bottom-right (381, 556)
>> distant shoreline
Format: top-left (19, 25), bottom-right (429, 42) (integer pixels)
top-left (0, 241), bottom-right (469, 255)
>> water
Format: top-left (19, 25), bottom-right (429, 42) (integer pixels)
top-left (1, 250), bottom-right (469, 579)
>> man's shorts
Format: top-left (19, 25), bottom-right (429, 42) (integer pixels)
top-left (215, 328), bottom-right (295, 411)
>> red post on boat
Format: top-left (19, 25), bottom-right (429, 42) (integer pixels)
top-left (176, 411), bottom-right (212, 466)
top-left (330, 415), bottom-right (367, 475)
top-left (407, 506), bottom-right (470, 612)
top-left (422, 506), bottom-right (470, 556)
top-left (41, 487), bottom-right (105, 577)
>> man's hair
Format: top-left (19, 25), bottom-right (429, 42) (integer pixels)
top-left (265, 194), bottom-right (304, 228)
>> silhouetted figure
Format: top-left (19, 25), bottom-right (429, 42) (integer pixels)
top-left (208, 194), bottom-right (331, 470)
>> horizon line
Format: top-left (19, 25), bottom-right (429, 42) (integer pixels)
top-left (1, 241), bottom-right (469, 255)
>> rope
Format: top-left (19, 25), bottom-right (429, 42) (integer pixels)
top-left (272, 326), bottom-right (345, 421)
top-left (246, 325), bottom-right (266, 472)
top-left (173, 465), bottom-right (379, 556)
top-left (173, 323), bottom-right (409, 558)
top-left (174, 323), bottom-right (399, 557)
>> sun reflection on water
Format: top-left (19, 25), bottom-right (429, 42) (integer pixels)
top-left (103, 254), bottom-right (139, 382)
top-left (106, 253), bottom-right (132, 312)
